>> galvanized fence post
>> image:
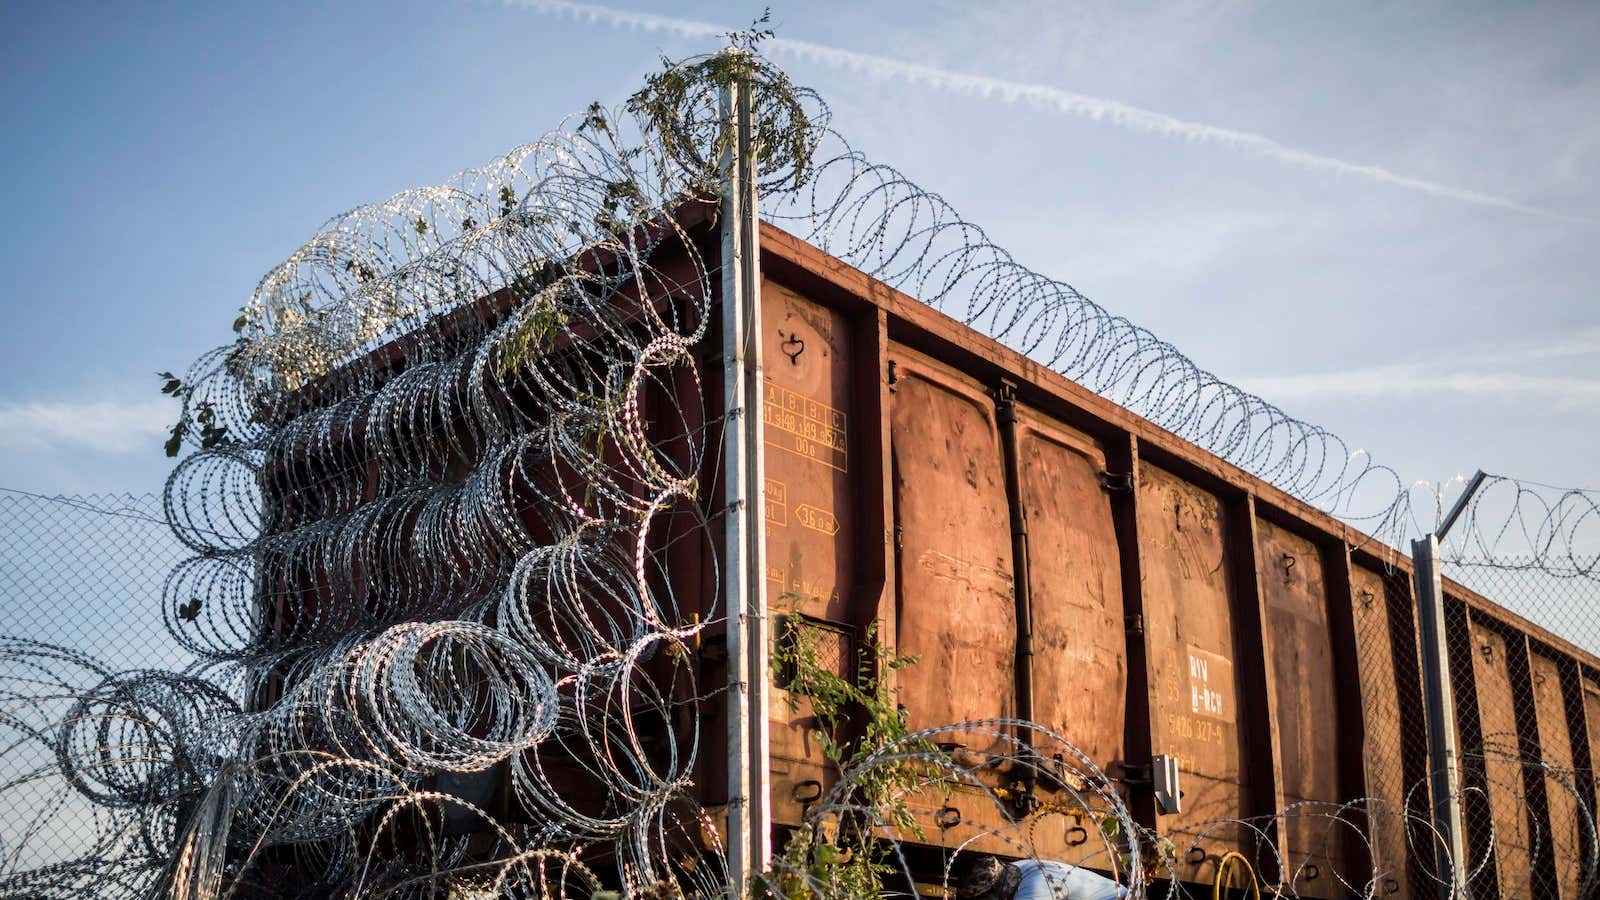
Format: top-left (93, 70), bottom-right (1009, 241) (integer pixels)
top-left (719, 55), bottom-right (771, 895)
top-left (1413, 471), bottom-right (1487, 897)
top-left (1412, 533), bottom-right (1468, 898)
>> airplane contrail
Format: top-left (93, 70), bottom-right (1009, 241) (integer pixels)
top-left (502, 0), bottom-right (1595, 225)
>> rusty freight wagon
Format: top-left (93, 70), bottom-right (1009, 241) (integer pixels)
top-left (257, 210), bottom-right (1600, 898)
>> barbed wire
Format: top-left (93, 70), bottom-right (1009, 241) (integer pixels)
top-left (1, 44), bottom-right (1597, 899)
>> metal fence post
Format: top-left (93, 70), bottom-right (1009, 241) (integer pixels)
top-left (720, 55), bottom-right (771, 895)
top-left (1413, 533), bottom-right (1467, 898)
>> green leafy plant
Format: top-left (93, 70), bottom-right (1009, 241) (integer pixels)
top-left (158, 372), bottom-right (230, 457)
top-left (496, 290), bottom-right (570, 379)
top-left (625, 18), bottom-right (817, 198)
top-left (767, 601), bottom-right (939, 898)
top-left (725, 8), bottom-right (776, 51)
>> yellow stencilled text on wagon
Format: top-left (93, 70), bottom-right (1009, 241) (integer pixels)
top-left (764, 382), bottom-right (847, 471)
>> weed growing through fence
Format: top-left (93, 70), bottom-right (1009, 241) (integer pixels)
top-left (768, 599), bottom-right (940, 899)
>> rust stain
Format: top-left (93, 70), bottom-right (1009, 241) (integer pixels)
top-left (916, 548), bottom-right (1014, 600)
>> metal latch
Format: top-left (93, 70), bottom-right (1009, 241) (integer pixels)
top-left (1110, 755), bottom-right (1181, 815)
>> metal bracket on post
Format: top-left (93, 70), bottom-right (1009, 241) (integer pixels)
top-left (1413, 470), bottom-right (1485, 899)
top-left (720, 55), bottom-right (771, 893)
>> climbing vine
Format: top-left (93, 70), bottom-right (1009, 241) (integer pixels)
top-left (627, 13), bottom-right (821, 197)
top-left (156, 371), bottom-right (228, 457)
top-left (767, 603), bottom-right (938, 899)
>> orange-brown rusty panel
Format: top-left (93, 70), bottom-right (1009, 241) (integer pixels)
top-left (1015, 409), bottom-right (1126, 773)
top-left (1467, 621), bottom-right (1533, 894)
top-left (888, 346), bottom-right (1016, 742)
top-left (1529, 652), bottom-right (1581, 899)
top-left (759, 281), bottom-right (857, 805)
top-left (1588, 680), bottom-right (1600, 813)
top-left (761, 280), bottom-right (854, 623)
top-left (1255, 518), bottom-right (1349, 892)
top-left (1136, 462), bottom-right (1249, 870)
top-left (1349, 564), bottom-right (1411, 897)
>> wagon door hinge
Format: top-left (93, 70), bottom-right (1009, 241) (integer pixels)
top-left (1124, 613), bottom-right (1144, 636)
top-left (1099, 471), bottom-right (1133, 494)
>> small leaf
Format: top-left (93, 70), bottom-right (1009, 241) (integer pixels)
top-left (164, 420), bottom-right (186, 458)
top-left (1100, 815), bottom-right (1120, 838)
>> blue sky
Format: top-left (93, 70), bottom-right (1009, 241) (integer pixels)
top-left (1, 0), bottom-right (1597, 505)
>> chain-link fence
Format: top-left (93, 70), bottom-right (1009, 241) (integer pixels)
top-left (1346, 473), bottom-right (1600, 900)
top-left (1346, 560), bottom-right (1436, 898)
top-left (1438, 558), bottom-right (1599, 899)
top-left (0, 489), bottom-right (191, 888)
top-left (5, 483), bottom-right (1596, 899)
top-left (1330, 516), bottom-right (1600, 900)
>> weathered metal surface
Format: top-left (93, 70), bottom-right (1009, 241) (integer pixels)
top-left (759, 280), bottom-right (858, 826)
top-left (1255, 519), bottom-right (1350, 894)
top-left (875, 371), bottom-right (1133, 866)
top-left (1466, 620), bottom-right (1534, 895)
top-left (257, 215), bottom-right (1600, 891)
top-left (882, 345), bottom-right (1028, 859)
top-left (1442, 593), bottom-right (1502, 898)
top-left (1529, 651), bottom-right (1582, 899)
top-left (762, 281), bottom-right (855, 622)
top-left (1587, 679), bottom-right (1600, 807)
top-left (1135, 462), bottom-right (1252, 877)
top-left (1349, 564), bottom-right (1414, 897)
top-left (1587, 678), bottom-right (1600, 817)
top-left (747, 224), bottom-right (1600, 890)
top-left (1014, 408), bottom-right (1126, 780)
top-left (887, 345), bottom-right (1017, 738)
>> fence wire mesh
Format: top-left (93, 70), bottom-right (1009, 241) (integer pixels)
top-left (1348, 563), bottom-right (1435, 897)
top-left (4, 490), bottom-right (1597, 900)
top-left (1, 45), bottom-right (1598, 900)
top-left (1437, 556), bottom-right (1600, 898)
top-left (0, 490), bottom-right (193, 889)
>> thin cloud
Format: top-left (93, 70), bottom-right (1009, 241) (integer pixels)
top-left (1463, 327), bottom-right (1600, 365)
top-left (1238, 366), bottom-right (1600, 405)
top-left (504, 0), bottom-right (1596, 225)
top-left (0, 399), bottom-right (172, 454)
top-left (1239, 329), bottom-right (1600, 404)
